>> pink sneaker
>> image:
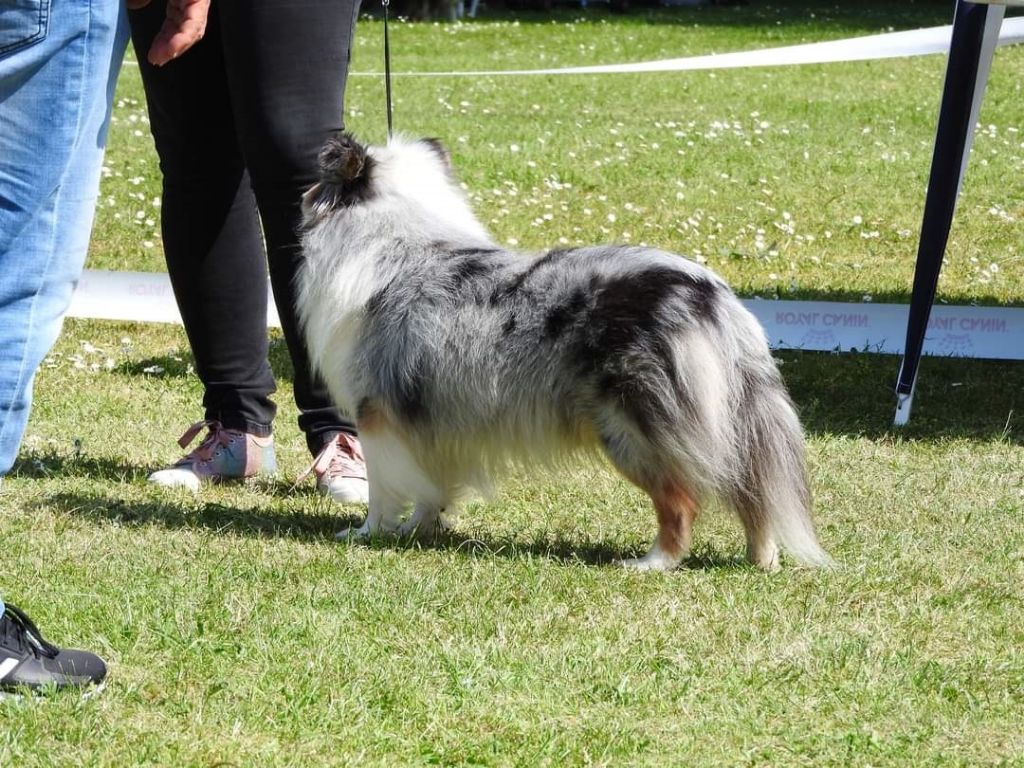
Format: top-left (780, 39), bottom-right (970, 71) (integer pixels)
top-left (149, 420), bottom-right (277, 492)
top-left (299, 432), bottom-right (369, 504)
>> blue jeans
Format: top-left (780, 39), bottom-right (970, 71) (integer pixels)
top-left (0, 0), bottom-right (128, 476)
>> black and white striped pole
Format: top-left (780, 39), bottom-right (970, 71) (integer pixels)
top-left (894, 0), bottom-right (1015, 425)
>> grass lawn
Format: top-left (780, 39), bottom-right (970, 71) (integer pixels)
top-left (2, 2), bottom-right (1023, 765)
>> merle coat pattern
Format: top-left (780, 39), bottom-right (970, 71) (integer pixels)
top-left (297, 133), bottom-right (831, 571)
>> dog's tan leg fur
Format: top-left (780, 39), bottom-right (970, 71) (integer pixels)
top-left (355, 398), bottom-right (386, 433)
top-left (620, 482), bottom-right (699, 571)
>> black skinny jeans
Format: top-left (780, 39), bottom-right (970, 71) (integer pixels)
top-left (129, 0), bottom-right (360, 455)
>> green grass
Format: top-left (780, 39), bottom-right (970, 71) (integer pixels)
top-left (3, 3), bottom-right (1024, 765)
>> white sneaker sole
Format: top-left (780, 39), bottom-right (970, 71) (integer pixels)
top-left (320, 477), bottom-right (370, 504)
top-left (148, 467), bottom-right (201, 493)
top-left (149, 468), bottom-right (275, 491)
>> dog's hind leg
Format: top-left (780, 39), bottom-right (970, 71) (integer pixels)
top-left (598, 416), bottom-right (700, 571)
top-left (733, 495), bottom-right (779, 572)
top-left (619, 481), bottom-right (699, 571)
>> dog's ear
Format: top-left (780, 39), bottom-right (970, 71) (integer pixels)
top-left (304, 133), bottom-right (375, 218)
top-left (420, 137), bottom-right (452, 171)
top-left (319, 133), bottom-right (369, 184)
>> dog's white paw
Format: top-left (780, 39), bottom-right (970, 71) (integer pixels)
top-left (396, 516), bottom-right (450, 540)
top-left (335, 523), bottom-right (373, 542)
top-left (618, 551), bottom-right (681, 572)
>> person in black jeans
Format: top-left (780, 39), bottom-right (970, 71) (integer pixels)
top-left (129, 0), bottom-right (369, 503)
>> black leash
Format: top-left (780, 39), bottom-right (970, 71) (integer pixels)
top-left (383, 0), bottom-right (394, 138)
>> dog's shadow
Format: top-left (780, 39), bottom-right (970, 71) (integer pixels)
top-left (40, 490), bottom-right (745, 571)
top-left (374, 527), bottom-right (747, 571)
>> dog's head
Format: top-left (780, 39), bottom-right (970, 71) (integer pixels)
top-left (301, 133), bottom-right (456, 225)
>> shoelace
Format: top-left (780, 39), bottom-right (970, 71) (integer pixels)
top-left (297, 433), bottom-right (365, 485)
top-left (174, 419), bottom-right (236, 465)
top-left (0, 605), bottom-right (58, 659)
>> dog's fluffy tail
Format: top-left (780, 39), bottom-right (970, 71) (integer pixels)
top-left (730, 363), bottom-right (834, 569)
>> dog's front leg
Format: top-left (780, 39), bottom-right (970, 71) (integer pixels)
top-left (335, 497), bottom-right (405, 541)
top-left (396, 504), bottom-right (449, 539)
top-left (338, 410), bottom-right (441, 541)
top-left (335, 464), bottom-right (406, 541)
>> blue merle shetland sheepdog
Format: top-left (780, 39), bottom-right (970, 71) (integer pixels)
top-left (297, 133), bottom-right (831, 571)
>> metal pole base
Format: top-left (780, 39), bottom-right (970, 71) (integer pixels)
top-left (893, 390), bottom-right (915, 427)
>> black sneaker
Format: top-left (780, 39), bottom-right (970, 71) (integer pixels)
top-left (0, 603), bottom-right (107, 695)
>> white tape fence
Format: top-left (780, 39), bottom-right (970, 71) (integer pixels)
top-left (349, 16), bottom-right (1024, 76)
top-left (66, 270), bottom-right (1024, 359)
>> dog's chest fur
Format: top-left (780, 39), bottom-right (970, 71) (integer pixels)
top-left (298, 236), bottom-right (380, 416)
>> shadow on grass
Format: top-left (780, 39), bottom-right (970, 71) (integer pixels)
top-left (115, 355), bottom-right (193, 379)
top-left (396, 532), bottom-right (747, 570)
top-left (780, 350), bottom-right (1023, 443)
top-left (41, 489), bottom-right (745, 569)
top-left (40, 491), bottom-right (344, 542)
top-left (113, 337), bottom-right (296, 384)
top-left (10, 453), bottom-right (151, 483)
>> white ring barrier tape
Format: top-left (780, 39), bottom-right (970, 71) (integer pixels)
top-left (121, 19), bottom-right (1024, 75)
top-left (346, 17), bottom-right (1024, 77)
top-left (67, 270), bottom-right (1024, 359)
top-left (68, 270), bottom-right (281, 328)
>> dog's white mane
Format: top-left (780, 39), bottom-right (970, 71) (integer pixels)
top-left (365, 134), bottom-right (494, 247)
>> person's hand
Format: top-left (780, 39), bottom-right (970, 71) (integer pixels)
top-left (126, 0), bottom-right (211, 67)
